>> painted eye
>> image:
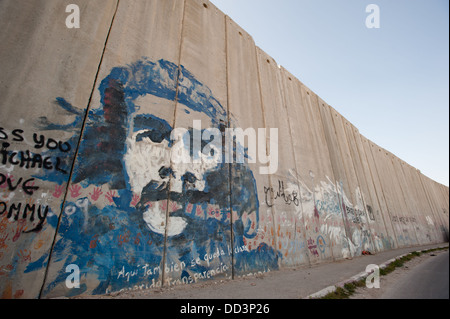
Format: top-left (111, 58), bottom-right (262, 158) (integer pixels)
top-left (64, 205), bottom-right (77, 216)
top-left (182, 172), bottom-right (197, 184)
top-left (158, 166), bottom-right (173, 179)
top-left (136, 130), bottom-right (164, 143)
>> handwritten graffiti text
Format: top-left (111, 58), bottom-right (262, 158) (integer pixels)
top-left (264, 180), bottom-right (299, 207)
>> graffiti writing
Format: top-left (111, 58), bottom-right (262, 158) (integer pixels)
top-left (0, 129), bottom-right (69, 235)
top-left (343, 205), bottom-right (365, 224)
top-left (0, 174), bottom-right (39, 195)
top-left (317, 235), bottom-right (326, 253)
top-left (307, 237), bottom-right (319, 257)
top-left (0, 200), bottom-right (49, 233)
top-left (0, 128), bottom-right (71, 152)
top-left (391, 216), bottom-right (416, 224)
top-left (366, 205), bottom-right (375, 221)
top-left (264, 180), bottom-right (299, 207)
top-left (0, 143), bottom-right (68, 174)
top-left (0, 128), bottom-right (71, 175)
top-left (31, 133), bottom-right (71, 152)
top-left (115, 243), bottom-right (248, 287)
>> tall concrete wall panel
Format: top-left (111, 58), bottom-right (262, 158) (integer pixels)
top-left (402, 162), bottom-right (440, 243)
top-left (369, 144), bottom-right (405, 247)
top-left (167, 0), bottom-right (232, 286)
top-left (318, 102), bottom-right (361, 259)
top-left (360, 136), bottom-right (398, 249)
top-left (225, 18), bottom-right (279, 277)
top-left (420, 174), bottom-right (449, 242)
top-left (1, 0), bottom-right (448, 298)
top-left (0, 0), bottom-right (118, 299)
top-left (391, 154), bottom-right (421, 246)
top-left (344, 123), bottom-right (383, 253)
top-left (325, 106), bottom-right (375, 257)
top-left (281, 74), bottom-right (340, 264)
top-left (438, 183), bottom-right (449, 236)
top-left (256, 48), bottom-right (309, 267)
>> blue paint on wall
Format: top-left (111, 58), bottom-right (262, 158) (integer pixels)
top-left (33, 58), bottom-right (279, 297)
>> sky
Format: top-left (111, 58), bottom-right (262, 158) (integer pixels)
top-left (210, 0), bottom-right (449, 187)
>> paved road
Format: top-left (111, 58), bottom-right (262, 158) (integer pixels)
top-left (380, 250), bottom-right (449, 299)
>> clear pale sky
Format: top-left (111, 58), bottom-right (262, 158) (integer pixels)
top-left (211, 0), bottom-right (449, 187)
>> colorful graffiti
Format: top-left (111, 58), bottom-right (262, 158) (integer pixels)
top-left (0, 123), bottom-right (71, 298)
top-left (24, 58), bottom-right (280, 297)
top-left (1, 58), bottom-right (447, 299)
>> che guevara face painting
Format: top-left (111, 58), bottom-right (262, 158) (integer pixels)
top-left (31, 58), bottom-right (279, 296)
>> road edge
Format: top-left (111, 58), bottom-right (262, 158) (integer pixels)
top-left (304, 243), bottom-right (449, 299)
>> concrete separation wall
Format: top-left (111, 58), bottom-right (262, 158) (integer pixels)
top-left (0, 0), bottom-right (448, 299)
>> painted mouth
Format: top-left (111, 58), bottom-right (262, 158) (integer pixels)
top-left (139, 199), bottom-right (229, 237)
top-left (135, 178), bottom-right (229, 237)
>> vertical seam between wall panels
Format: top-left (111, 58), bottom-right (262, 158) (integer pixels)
top-left (38, 0), bottom-right (121, 299)
top-left (224, 15), bottom-right (235, 280)
top-left (161, 0), bottom-right (187, 288)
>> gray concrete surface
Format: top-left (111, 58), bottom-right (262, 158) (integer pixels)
top-left (89, 243), bottom-right (448, 299)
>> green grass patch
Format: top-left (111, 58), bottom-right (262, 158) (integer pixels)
top-left (321, 287), bottom-right (350, 299)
